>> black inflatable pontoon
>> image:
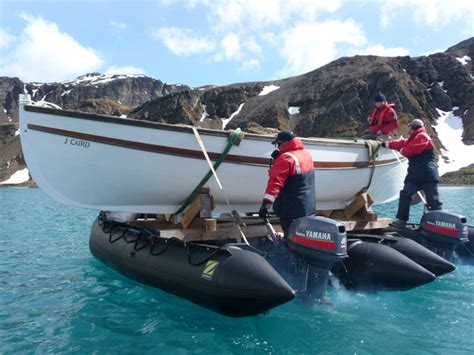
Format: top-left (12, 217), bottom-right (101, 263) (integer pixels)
top-left (90, 216), bottom-right (295, 317)
top-left (89, 211), bottom-right (465, 317)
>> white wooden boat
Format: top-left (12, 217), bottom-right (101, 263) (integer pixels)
top-left (19, 94), bottom-right (407, 214)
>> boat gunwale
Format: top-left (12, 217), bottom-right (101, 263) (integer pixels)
top-left (24, 104), bottom-right (367, 148)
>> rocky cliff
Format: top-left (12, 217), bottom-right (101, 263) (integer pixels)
top-left (1, 38), bottom-right (473, 184)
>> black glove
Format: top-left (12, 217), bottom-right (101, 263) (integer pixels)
top-left (259, 201), bottom-right (272, 219)
top-left (271, 149), bottom-right (280, 159)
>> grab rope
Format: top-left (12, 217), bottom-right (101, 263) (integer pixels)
top-left (97, 212), bottom-right (233, 267)
top-left (186, 243), bottom-right (223, 266)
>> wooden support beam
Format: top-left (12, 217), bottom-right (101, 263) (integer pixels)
top-left (344, 194), bottom-right (368, 218)
top-left (199, 193), bottom-right (213, 218)
top-left (204, 218), bottom-right (217, 231)
top-left (366, 193), bottom-right (374, 207)
top-left (341, 218), bottom-right (392, 231)
top-left (179, 188), bottom-right (215, 229)
top-left (318, 210), bottom-right (333, 218)
top-left (356, 210), bottom-right (378, 221)
top-left (180, 194), bottom-right (203, 229)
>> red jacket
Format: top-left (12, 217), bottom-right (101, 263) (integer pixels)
top-left (263, 138), bottom-right (314, 203)
top-left (388, 127), bottom-right (434, 157)
top-left (368, 103), bottom-right (398, 135)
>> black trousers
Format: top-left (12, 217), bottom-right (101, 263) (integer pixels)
top-left (280, 218), bottom-right (294, 238)
top-left (396, 181), bottom-right (442, 222)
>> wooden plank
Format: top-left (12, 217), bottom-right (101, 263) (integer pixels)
top-left (366, 193), bottom-right (374, 207)
top-left (344, 194), bottom-right (367, 218)
top-left (132, 213), bottom-right (392, 240)
top-left (168, 223), bottom-right (282, 242)
top-left (204, 218), bottom-right (217, 231)
top-left (180, 195), bottom-right (202, 229)
top-left (340, 218), bottom-right (392, 231)
top-left (318, 210), bottom-right (333, 217)
top-left (331, 210), bottom-right (346, 218)
top-left (199, 193), bottom-right (213, 218)
top-left (356, 210), bottom-right (378, 221)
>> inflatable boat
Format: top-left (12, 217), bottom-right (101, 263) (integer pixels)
top-left (89, 211), bottom-right (467, 317)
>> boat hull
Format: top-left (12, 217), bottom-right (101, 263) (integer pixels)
top-left (19, 96), bottom-right (408, 213)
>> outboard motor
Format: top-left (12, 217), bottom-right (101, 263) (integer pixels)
top-left (418, 210), bottom-right (469, 260)
top-left (286, 216), bottom-right (348, 301)
top-left (455, 226), bottom-right (474, 263)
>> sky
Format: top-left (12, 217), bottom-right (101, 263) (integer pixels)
top-left (0, 0), bottom-right (473, 87)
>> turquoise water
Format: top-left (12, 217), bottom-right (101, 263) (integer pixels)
top-left (1, 187), bottom-right (473, 354)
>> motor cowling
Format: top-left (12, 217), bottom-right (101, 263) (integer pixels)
top-left (419, 210), bottom-right (468, 248)
top-left (287, 216), bottom-right (348, 269)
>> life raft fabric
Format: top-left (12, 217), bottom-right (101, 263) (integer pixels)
top-left (89, 216), bottom-right (294, 317)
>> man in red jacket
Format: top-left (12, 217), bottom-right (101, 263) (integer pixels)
top-left (381, 119), bottom-right (442, 228)
top-left (362, 92), bottom-right (399, 140)
top-left (259, 131), bottom-right (316, 237)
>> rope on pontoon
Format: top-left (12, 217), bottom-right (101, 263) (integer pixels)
top-left (97, 212), bottom-right (233, 265)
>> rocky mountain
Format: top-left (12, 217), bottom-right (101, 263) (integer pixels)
top-left (1, 37), bottom-right (473, 184)
top-left (0, 73), bottom-right (190, 124)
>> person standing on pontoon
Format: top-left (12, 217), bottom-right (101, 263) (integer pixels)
top-left (381, 119), bottom-right (442, 228)
top-left (259, 131), bottom-right (316, 237)
top-left (362, 92), bottom-right (399, 140)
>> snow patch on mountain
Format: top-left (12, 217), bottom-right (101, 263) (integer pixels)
top-left (259, 85), bottom-right (280, 96)
top-left (437, 81), bottom-right (447, 93)
top-left (433, 107), bottom-right (474, 176)
top-left (288, 106), bottom-right (300, 115)
top-left (61, 73), bottom-right (146, 86)
top-left (0, 168), bottom-right (29, 185)
top-left (223, 103), bottom-right (244, 128)
top-left (200, 104), bottom-right (209, 122)
top-left (456, 56), bottom-right (471, 65)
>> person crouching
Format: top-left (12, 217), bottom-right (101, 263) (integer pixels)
top-left (362, 92), bottom-right (399, 140)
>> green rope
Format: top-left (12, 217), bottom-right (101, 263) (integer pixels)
top-left (174, 128), bottom-right (242, 215)
top-left (365, 139), bottom-right (380, 162)
top-left (363, 139), bottom-right (380, 191)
